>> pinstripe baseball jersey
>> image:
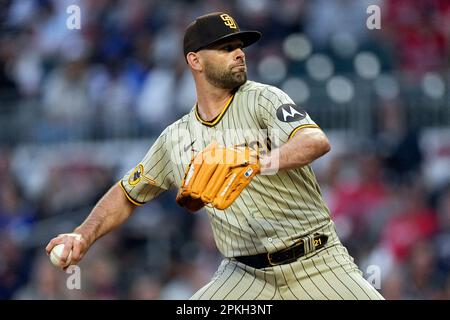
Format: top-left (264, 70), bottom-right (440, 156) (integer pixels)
top-left (120, 80), bottom-right (332, 258)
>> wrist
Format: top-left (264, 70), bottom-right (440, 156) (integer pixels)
top-left (260, 153), bottom-right (280, 175)
top-left (73, 227), bottom-right (94, 246)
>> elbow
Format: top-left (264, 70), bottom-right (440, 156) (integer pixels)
top-left (318, 135), bottom-right (331, 157)
top-left (323, 138), bottom-right (331, 155)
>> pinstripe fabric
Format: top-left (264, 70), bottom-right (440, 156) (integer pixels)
top-left (191, 222), bottom-right (383, 300)
top-left (120, 80), bottom-right (384, 300)
top-left (120, 80), bottom-right (332, 257)
top-left (190, 258), bottom-right (280, 300)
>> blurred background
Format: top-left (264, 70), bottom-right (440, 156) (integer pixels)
top-left (1, 0), bottom-right (450, 300)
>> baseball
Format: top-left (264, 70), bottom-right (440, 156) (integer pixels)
top-left (50, 244), bottom-right (72, 268)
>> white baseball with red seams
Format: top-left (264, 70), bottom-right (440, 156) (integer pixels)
top-left (49, 233), bottom-right (81, 268)
top-left (50, 244), bottom-right (72, 268)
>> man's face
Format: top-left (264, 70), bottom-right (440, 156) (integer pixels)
top-left (199, 39), bottom-right (247, 89)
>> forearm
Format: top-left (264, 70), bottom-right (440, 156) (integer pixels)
top-left (261, 128), bottom-right (331, 173)
top-left (74, 183), bottom-right (136, 246)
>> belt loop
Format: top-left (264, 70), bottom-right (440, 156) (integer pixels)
top-left (303, 234), bottom-right (314, 255)
top-left (302, 235), bottom-right (309, 255)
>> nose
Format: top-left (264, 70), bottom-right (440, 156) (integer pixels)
top-left (234, 48), bottom-right (245, 61)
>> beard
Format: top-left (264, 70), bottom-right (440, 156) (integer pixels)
top-left (203, 60), bottom-right (247, 89)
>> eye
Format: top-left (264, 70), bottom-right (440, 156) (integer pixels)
top-left (219, 43), bottom-right (243, 52)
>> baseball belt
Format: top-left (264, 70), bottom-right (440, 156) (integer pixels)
top-left (234, 234), bottom-right (328, 269)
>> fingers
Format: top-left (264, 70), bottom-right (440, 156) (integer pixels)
top-left (45, 235), bottom-right (65, 255)
top-left (70, 236), bottom-right (87, 264)
top-left (45, 233), bottom-right (86, 266)
top-left (59, 236), bottom-right (74, 266)
top-left (46, 234), bottom-right (67, 254)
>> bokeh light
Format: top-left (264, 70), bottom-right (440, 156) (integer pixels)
top-left (326, 76), bottom-right (355, 103)
top-left (306, 54), bottom-right (334, 81)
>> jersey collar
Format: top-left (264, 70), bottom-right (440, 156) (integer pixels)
top-left (194, 93), bottom-right (235, 127)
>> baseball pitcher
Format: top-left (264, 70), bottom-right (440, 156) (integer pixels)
top-left (46, 12), bottom-right (384, 300)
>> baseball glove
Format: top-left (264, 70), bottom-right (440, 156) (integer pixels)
top-left (176, 141), bottom-right (260, 212)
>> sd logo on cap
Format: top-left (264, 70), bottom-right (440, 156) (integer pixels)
top-left (183, 12), bottom-right (261, 60)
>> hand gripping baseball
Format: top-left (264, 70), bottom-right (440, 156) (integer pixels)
top-left (45, 233), bottom-right (90, 268)
top-left (176, 141), bottom-right (260, 212)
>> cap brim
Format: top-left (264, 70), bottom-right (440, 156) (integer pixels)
top-left (201, 31), bottom-right (262, 51)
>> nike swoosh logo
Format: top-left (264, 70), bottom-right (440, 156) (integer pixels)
top-left (184, 140), bottom-right (196, 152)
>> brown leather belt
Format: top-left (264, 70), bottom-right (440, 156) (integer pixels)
top-left (234, 234), bottom-right (328, 269)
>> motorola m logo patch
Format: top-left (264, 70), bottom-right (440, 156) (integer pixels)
top-left (276, 104), bottom-right (307, 123)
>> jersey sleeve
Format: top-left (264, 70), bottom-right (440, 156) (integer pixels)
top-left (119, 129), bottom-right (174, 206)
top-left (257, 86), bottom-right (319, 144)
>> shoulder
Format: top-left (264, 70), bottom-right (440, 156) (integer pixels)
top-left (159, 113), bottom-right (192, 139)
top-left (168, 113), bottom-right (192, 131)
top-left (238, 80), bottom-right (268, 93)
top-left (238, 81), bottom-right (288, 101)
top-left (238, 80), bottom-right (276, 94)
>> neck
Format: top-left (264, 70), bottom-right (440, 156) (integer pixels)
top-left (195, 81), bottom-right (235, 121)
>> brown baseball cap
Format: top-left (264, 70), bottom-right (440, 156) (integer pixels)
top-left (183, 12), bottom-right (261, 58)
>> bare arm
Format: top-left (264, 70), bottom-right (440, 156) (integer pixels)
top-left (45, 183), bottom-right (136, 266)
top-left (260, 127), bottom-right (331, 173)
top-left (74, 183), bottom-right (136, 245)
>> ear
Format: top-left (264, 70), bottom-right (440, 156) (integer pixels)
top-left (187, 52), bottom-right (202, 71)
